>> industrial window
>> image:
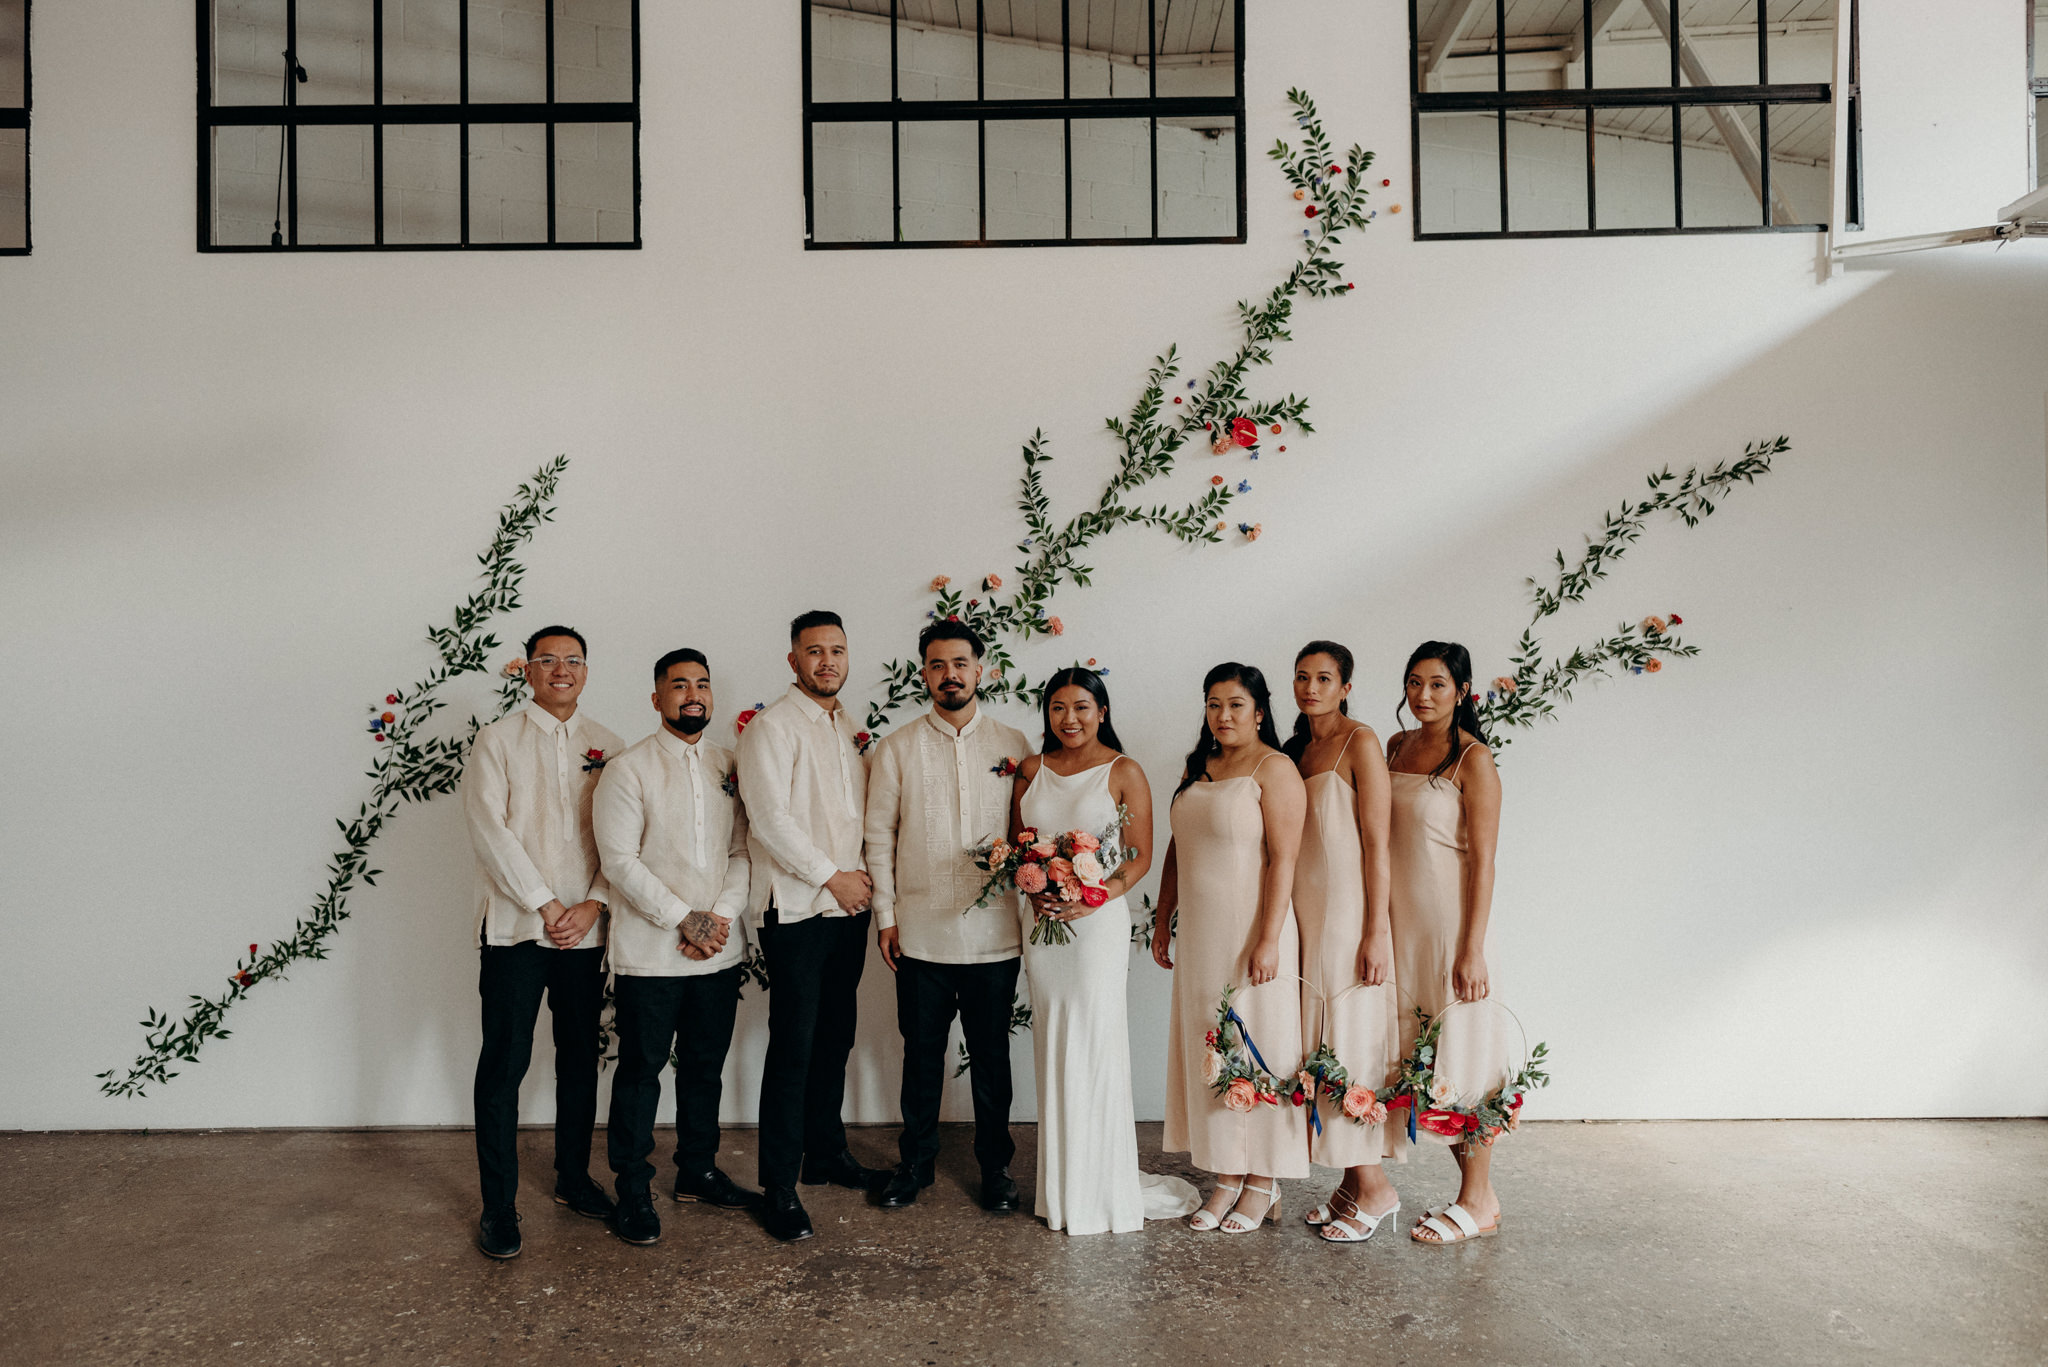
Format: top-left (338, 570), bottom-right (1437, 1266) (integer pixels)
top-left (1, 0), bottom-right (26, 253)
top-left (198, 1), bottom-right (640, 251)
top-left (2031, 0), bottom-right (2045, 187)
top-left (1409, 0), bottom-right (1860, 238)
top-left (803, 1), bottom-right (1245, 248)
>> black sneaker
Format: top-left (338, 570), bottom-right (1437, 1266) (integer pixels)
top-left (477, 1207), bottom-right (522, 1259)
top-left (978, 1167), bottom-right (1021, 1214)
top-left (608, 1192), bottom-right (661, 1246)
top-left (674, 1166), bottom-right (756, 1210)
top-left (800, 1148), bottom-right (886, 1190)
top-left (877, 1162), bottom-right (935, 1209)
top-left (760, 1186), bottom-right (815, 1243)
top-left (553, 1175), bottom-right (615, 1220)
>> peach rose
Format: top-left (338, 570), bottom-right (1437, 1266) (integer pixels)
top-left (929, 575), bottom-right (950, 591)
top-left (1015, 863), bottom-right (1048, 895)
top-left (1031, 841), bottom-right (1058, 861)
top-left (501, 658), bottom-right (526, 678)
top-left (1491, 676), bottom-right (1517, 695)
top-left (1047, 616), bottom-right (1064, 636)
top-left (986, 840), bottom-right (1010, 867)
top-left (1342, 1085), bottom-right (1386, 1124)
top-left (1640, 615), bottom-right (1667, 635)
top-left (1068, 831), bottom-right (1101, 854)
top-left (1223, 1078), bottom-right (1257, 1112)
top-left (983, 573), bottom-right (1003, 591)
top-left (1643, 657), bottom-right (1663, 674)
top-left (1202, 1049), bottom-right (1225, 1085)
top-left (1071, 851), bottom-right (1104, 884)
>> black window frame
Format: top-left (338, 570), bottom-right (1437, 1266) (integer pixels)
top-left (1408, 0), bottom-right (1861, 240)
top-left (1, 0), bottom-right (28, 256)
top-left (801, 0), bottom-right (1247, 250)
top-left (195, 0), bottom-right (643, 252)
top-left (2031, 0), bottom-right (2044, 188)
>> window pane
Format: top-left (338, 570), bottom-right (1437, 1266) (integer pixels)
top-left (556, 0), bottom-right (632, 102)
top-left (1588, 0), bottom-right (1674, 90)
top-left (1506, 110), bottom-right (1588, 232)
top-left (984, 10), bottom-right (1068, 100)
top-left (1680, 105), bottom-right (1764, 228)
top-left (1070, 116), bottom-right (1151, 237)
top-left (0, 0), bottom-right (24, 107)
top-left (1418, 111), bottom-right (1501, 233)
top-left (985, 119), bottom-right (1065, 240)
top-left (1070, 0), bottom-right (1151, 99)
top-left (809, 2), bottom-right (891, 102)
top-left (210, 124), bottom-right (286, 245)
top-left (1157, 115), bottom-right (1237, 237)
top-left (897, 7), bottom-right (979, 101)
top-left (1416, 0), bottom-right (1502, 94)
top-left (1591, 105), bottom-right (1675, 228)
top-left (468, 5), bottom-right (546, 103)
top-left (296, 124), bottom-right (376, 243)
top-left (385, 122), bottom-right (461, 244)
top-left (1765, 100), bottom-right (1832, 226)
top-left (811, 121), bottom-right (892, 243)
top-left (0, 128), bottom-right (23, 250)
top-left (212, 0), bottom-right (290, 105)
top-left (385, 0), bottom-right (461, 104)
top-left (467, 122), bottom-right (548, 244)
top-left (898, 120), bottom-right (978, 241)
top-left (554, 121), bottom-right (634, 243)
top-left (298, 0), bottom-right (374, 104)
top-left (1760, 0), bottom-right (1835, 83)
top-left (1676, 0), bottom-right (1757, 86)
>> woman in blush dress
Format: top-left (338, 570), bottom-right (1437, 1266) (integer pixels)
top-left (1011, 667), bottom-right (1198, 1235)
top-left (1383, 641), bottom-right (1507, 1246)
top-left (1154, 663), bottom-right (1309, 1233)
top-left (1284, 641), bottom-right (1402, 1244)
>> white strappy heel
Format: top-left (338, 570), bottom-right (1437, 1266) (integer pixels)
top-left (1188, 1180), bottom-right (1243, 1232)
top-left (1218, 1181), bottom-right (1281, 1233)
top-left (1319, 1190), bottom-right (1400, 1244)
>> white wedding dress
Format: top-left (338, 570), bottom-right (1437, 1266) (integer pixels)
top-left (1020, 759), bottom-right (1200, 1234)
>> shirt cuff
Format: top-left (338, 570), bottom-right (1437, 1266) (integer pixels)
top-left (524, 889), bottom-right (558, 915)
top-left (653, 894), bottom-right (689, 931)
top-left (803, 852), bottom-right (843, 889)
top-left (873, 901), bottom-right (896, 930)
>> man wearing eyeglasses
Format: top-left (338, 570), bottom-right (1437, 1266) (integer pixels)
top-left (463, 625), bottom-right (624, 1260)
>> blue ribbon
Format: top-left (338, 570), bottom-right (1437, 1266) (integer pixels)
top-left (1226, 1006), bottom-right (1319, 1135)
top-left (1407, 1099), bottom-right (1418, 1143)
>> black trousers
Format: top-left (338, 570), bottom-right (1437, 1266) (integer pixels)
top-left (473, 941), bottom-right (605, 1212)
top-left (755, 908), bottom-right (870, 1191)
top-left (605, 967), bottom-right (743, 1199)
top-left (894, 954), bottom-right (1021, 1174)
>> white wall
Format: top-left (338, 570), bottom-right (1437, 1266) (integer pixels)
top-left (2, 0), bottom-right (2045, 1134)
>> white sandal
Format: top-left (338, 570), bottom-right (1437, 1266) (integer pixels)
top-left (1303, 1186), bottom-right (1350, 1227)
top-left (1218, 1181), bottom-right (1281, 1234)
top-left (1320, 1194), bottom-right (1399, 1244)
top-left (1188, 1180), bottom-right (1243, 1232)
top-left (1411, 1201), bottom-right (1500, 1245)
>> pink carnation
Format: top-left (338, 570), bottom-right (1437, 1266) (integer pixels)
top-left (1015, 864), bottom-right (1048, 895)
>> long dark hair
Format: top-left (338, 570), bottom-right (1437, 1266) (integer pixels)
top-left (1394, 641), bottom-right (1489, 781)
top-left (1283, 639), bottom-right (1354, 761)
top-left (1176, 662), bottom-right (1283, 797)
top-left (1039, 667), bottom-right (1125, 756)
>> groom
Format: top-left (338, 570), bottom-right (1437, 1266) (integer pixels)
top-left (863, 620), bottom-right (1027, 1212)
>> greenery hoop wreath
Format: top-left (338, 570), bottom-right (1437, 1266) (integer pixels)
top-left (97, 87), bottom-right (1791, 1096)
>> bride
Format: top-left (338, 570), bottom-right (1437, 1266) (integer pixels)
top-left (1009, 667), bottom-right (1199, 1234)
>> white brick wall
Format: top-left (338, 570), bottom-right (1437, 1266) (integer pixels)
top-left (810, 8), bottom-right (1236, 242)
top-left (209, 0), bottom-right (632, 245)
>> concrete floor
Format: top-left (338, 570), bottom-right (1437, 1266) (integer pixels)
top-left (2, 1120), bottom-right (2042, 1367)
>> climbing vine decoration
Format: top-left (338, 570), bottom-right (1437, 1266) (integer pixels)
top-left (98, 456), bottom-right (570, 1098)
top-left (868, 88), bottom-right (1375, 730)
top-left (1476, 437), bottom-right (1790, 748)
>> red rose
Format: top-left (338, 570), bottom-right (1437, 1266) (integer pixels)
top-left (1022, 847), bottom-right (1044, 863)
top-left (585, 749), bottom-right (603, 761)
top-left (1080, 885), bottom-right (1107, 907)
top-left (1510, 1093), bottom-right (1524, 1110)
top-left (1290, 1087), bottom-right (1307, 1106)
top-left (249, 943), bottom-right (258, 955)
top-left (384, 694), bottom-right (397, 705)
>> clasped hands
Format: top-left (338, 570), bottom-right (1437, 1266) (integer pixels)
top-left (539, 898), bottom-right (604, 949)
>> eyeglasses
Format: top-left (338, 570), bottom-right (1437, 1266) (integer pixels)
top-left (529, 655), bottom-right (587, 670)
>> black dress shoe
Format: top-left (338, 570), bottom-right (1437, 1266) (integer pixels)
top-left (800, 1148), bottom-right (886, 1190)
top-left (608, 1192), bottom-right (661, 1246)
top-left (553, 1175), bottom-right (616, 1220)
top-left (477, 1207), bottom-right (522, 1259)
top-left (979, 1167), bottom-right (1021, 1213)
top-left (877, 1163), bottom-right (935, 1209)
top-left (761, 1186), bottom-right (815, 1243)
top-left (674, 1166), bottom-right (756, 1210)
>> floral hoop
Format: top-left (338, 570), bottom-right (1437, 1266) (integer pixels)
top-left (1206, 977), bottom-right (1317, 1118)
top-left (1387, 998), bottom-right (1550, 1148)
top-left (1298, 980), bottom-right (1402, 1131)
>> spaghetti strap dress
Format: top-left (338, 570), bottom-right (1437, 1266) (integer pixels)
top-left (1162, 758), bottom-right (1309, 1178)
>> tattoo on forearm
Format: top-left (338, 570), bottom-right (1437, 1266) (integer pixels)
top-left (681, 910), bottom-right (722, 948)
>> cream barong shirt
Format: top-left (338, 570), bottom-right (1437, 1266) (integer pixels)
top-left (464, 703), bottom-right (623, 950)
top-left (864, 708), bottom-right (1027, 964)
top-left (735, 684), bottom-right (868, 927)
top-left (592, 729), bottom-right (751, 978)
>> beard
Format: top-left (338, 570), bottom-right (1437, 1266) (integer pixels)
top-left (935, 685), bottom-right (976, 713)
top-left (805, 674), bottom-right (843, 698)
top-left (668, 710), bottom-right (711, 736)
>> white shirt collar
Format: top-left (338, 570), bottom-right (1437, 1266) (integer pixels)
top-left (523, 702), bottom-right (583, 738)
top-left (785, 682), bottom-right (842, 725)
top-left (922, 706), bottom-right (983, 740)
top-left (655, 725), bottom-right (706, 762)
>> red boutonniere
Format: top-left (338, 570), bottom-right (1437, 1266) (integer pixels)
top-left (721, 770), bottom-right (739, 799)
top-left (992, 756), bottom-right (1020, 778)
top-left (854, 730), bottom-right (875, 755)
top-left (581, 748), bottom-right (607, 772)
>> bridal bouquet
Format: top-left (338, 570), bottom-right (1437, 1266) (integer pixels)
top-left (967, 805), bottom-right (1129, 947)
